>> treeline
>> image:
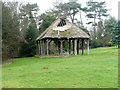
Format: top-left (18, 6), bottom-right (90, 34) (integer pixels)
top-left (2, 0), bottom-right (119, 61)
top-left (2, 2), bottom-right (39, 61)
top-left (47, 0), bottom-right (118, 47)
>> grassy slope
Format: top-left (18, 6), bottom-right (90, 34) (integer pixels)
top-left (2, 46), bottom-right (118, 88)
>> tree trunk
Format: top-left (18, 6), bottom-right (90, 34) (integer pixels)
top-left (73, 39), bottom-right (74, 54)
top-left (58, 40), bottom-right (60, 55)
top-left (60, 40), bottom-right (63, 54)
top-left (46, 40), bottom-right (49, 56)
top-left (87, 39), bottom-right (89, 55)
top-left (69, 39), bottom-right (71, 54)
top-left (44, 40), bottom-right (46, 55)
top-left (74, 39), bottom-right (77, 55)
top-left (77, 39), bottom-right (79, 55)
top-left (82, 39), bottom-right (84, 55)
top-left (79, 10), bottom-right (83, 26)
top-left (38, 40), bottom-right (40, 54)
top-left (41, 40), bottom-right (43, 55)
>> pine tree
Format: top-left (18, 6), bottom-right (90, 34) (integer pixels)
top-left (19, 3), bottom-right (39, 41)
top-left (2, 2), bottom-right (20, 61)
top-left (47, 0), bottom-right (81, 23)
top-left (111, 21), bottom-right (120, 48)
top-left (86, 0), bottom-right (109, 40)
top-left (20, 24), bottom-right (38, 57)
top-left (39, 14), bottom-right (56, 34)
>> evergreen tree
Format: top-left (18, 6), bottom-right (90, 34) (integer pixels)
top-left (47, 0), bottom-right (81, 23)
top-left (39, 14), bottom-right (56, 34)
top-left (19, 3), bottom-right (39, 41)
top-left (96, 16), bottom-right (117, 46)
top-left (19, 3), bottom-right (40, 57)
top-left (75, 22), bottom-right (90, 35)
top-left (2, 2), bottom-right (20, 61)
top-left (19, 24), bottom-right (38, 57)
top-left (111, 21), bottom-right (120, 48)
top-left (86, 0), bottom-right (109, 40)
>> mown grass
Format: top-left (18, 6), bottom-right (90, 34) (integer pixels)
top-left (2, 46), bottom-right (118, 88)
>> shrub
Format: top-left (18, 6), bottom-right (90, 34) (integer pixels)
top-left (90, 40), bottom-right (99, 48)
top-left (34, 55), bottom-right (42, 58)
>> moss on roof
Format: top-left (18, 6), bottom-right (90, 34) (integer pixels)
top-left (36, 17), bottom-right (90, 40)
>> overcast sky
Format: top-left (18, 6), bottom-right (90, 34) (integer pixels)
top-left (3, 0), bottom-right (119, 30)
top-left (3, 0), bottom-right (119, 19)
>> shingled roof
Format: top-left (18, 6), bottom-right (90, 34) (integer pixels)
top-left (36, 17), bottom-right (90, 40)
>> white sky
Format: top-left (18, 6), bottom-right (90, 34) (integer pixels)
top-left (3, 0), bottom-right (120, 29)
top-left (3, 0), bottom-right (119, 19)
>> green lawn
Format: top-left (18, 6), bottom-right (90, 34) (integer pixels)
top-left (2, 46), bottom-right (118, 88)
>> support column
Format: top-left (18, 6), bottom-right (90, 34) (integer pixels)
top-left (60, 40), bottom-right (63, 54)
top-left (36, 40), bottom-right (39, 54)
top-left (44, 40), bottom-right (46, 55)
top-left (69, 39), bottom-right (71, 54)
top-left (39, 40), bottom-right (41, 55)
top-left (87, 39), bottom-right (89, 55)
top-left (41, 40), bottom-right (43, 55)
top-left (77, 39), bottom-right (79, 55)
top-left (46, 39), bottom-right (49, 56)
top-left (82, 39), bottom-right (84, 55)
top-left (73, 39), bottom-right (74, 54)
top-left (58, 40), bottom-right (60, 55)
top-left (49, 40), bottom-right (51, 55)
top-left (74, 39), bottom-right (77, 55)
top-left (38, 40), bottom-right (40, 54)
top-left (67, 39), bottom-right (69, 55)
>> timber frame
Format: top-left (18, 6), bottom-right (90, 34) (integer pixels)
top-left (36, 17), bottom-right (90, 56)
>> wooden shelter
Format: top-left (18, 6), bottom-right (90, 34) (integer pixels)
top-left (36, 17), bottom-right (90, 56)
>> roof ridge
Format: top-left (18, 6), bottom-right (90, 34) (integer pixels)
top-left (36, 17), bottom-right (90, 40)
top-left (36, 18), bottom-right (61, 40)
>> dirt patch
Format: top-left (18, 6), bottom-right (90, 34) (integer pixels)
top-left (35, 54), bottom-right (78, 58)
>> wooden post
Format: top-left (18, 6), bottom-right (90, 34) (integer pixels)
top-left (74, 39), bottom-right (77, 55)
top-left (69, 39), bottom-right (71, 54)
top-left (67, 39), bottom-right (69, 55)
top-left (48, 39), bottom-right (51, 55)
top-left (60, 40), bottom-right (63, 54)
top-left (77, 39), bottom-right (79, 55)
top-left (82, 39), bottom-right (84, 55)
top-left (44, 40), bottom-right (46, 55)
top-left (87, 39), bottom-right (89, 55)
top-left (41, 40), bottom-right (43, 55)
top-left (38, 40), bottom-right (40, 54)
top-left (46, 39), bottom-right (49, 56)
top-left (36, 40), bottom-right (39, 54)
top-left (73, 39), bottom-right (74, 54)
top-left (39, 40), bottom-right (41, 55)
top-left (58, 40), bottom-right (60, 55)
top-left (40, 40), bottom-right (41, 55)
